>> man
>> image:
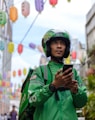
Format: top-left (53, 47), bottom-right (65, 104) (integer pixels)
top-left (28, 29), bottom-right (87, 120)
top-left (10, 105), bottom-right (17, 120)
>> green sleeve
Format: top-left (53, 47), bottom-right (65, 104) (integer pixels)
top-left (28, 67), bottom-right (52, 107)
top-left (72, 69), bottom-right (88, 108)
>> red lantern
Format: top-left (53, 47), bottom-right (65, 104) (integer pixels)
top-left (49, 0), bottom-right (58, 7)
top-left (71, 51), bottom-right (77, 59)
top-left (21, 1), bottom-right (30, 17)
top-left (9, 6), bottom-right (18, 22)
top-left (2, 81), bottom-right (6, 87)
top-left (18, 69), bottom-right (22, 76)
top-left (35, 0), bottom-right (44, 13)
top-left (18, 44), bottom-right (23, 54)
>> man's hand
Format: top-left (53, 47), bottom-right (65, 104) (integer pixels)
top-left (52, 68), bottom-right (73, 89)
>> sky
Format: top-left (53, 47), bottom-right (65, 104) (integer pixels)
top-left (11, 0), bottom-right (94, 86)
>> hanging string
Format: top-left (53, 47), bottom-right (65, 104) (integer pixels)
top-left (20, 13), bottom-right (39, 44)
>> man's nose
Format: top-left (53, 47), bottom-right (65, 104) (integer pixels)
top-left (57, 43), bottom-right (62, 47)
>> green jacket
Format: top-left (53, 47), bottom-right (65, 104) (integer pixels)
top-left (28, 61), bottom-right (87, 120)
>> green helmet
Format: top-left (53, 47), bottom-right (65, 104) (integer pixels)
top-left (42, 29), bottom-right (71, 58)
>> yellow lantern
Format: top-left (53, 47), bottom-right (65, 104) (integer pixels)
top-left (9, 6), bottom-right (18, 22)
top-left (23, 68), bottom-right (27, 76)
top-left (64, 54), bottom-right (71, 64)
top-left (8, 42), bottom-right (14, 53)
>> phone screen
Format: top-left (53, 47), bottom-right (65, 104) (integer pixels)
top-left (63, 64), bottom-right (73, 73)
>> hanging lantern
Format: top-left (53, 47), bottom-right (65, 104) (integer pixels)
top-left (71, 51), bottom-right (77, 60)
top-left (0, 41), bottom-right (5, 51)
top-left (9, 6), bottom-right (18, 22)
top-left (3, 72), bottom-right (6, 79)
top-left (8, 42), bottom-right (14, 53)
top-left (18, 44), bottom-right (23, 54)
top-left (29, 42), bottom-right (36, 49)
top-left (21, 1), bottom-right (30, 17)
top-left (0, 10), bottom-right (7, 26)
top-left (18, 69), bottom-right (22, 76)
top-left (7, 71), bottom-right (11, 79)
top-left (0, 80), bottom-right (2, 86)
top-left (37, 45), bottom-right (43, 52)
top-left (13, 70), bottom-right (16, 77)
top-left (23, 68), bottom-right (27, 76)
top-left (64, 54), bottom-right (71, 64)
top-left (2, 80), bottom-right (6, 87)
top-left (67, 0), bottom-right (71, 2)
top-left (49, 0), bottom-right (58, 7)
top-left (35, 0), bottom-right (44, 13)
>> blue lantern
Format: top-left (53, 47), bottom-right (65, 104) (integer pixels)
top-left (0, 41), bottom-right (5, 51)
top-left (35, 0), bottom-right (44, 13)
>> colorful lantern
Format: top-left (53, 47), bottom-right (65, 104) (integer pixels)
top-left (7, 71), bottom-right (11, 79)
top-left (21, 1), bottom-right (30, 17)
top-left (2, 80), bottom-right (6, 87)
top-left (9, 6), bottom-right (18, 22)
top-left (35, 0), bottom-right (44, 13)
top-left (71, 51), bottom-right (77, 60)
top-left (8, 42), bottom-right (14, 53)
top-left (0, 80), bottom-right (2, 86)
top-left (49, 0), bottom-right (58, 7)
top-left (67, 0), bottom-right (71, 2)
top-left (29, 42), bottom-right (36, 49)
top-left (0, 10), bottom-right (7, 26)
top-left (37, 45), bottom-right (43, 52)
top-left (23, 68), bottom-right (27, 76)
top-left (18, 44), bottom-right (23, 54)
top-left (3, 72), bottom-right (6, 79)
top-left (64, 54), bottom-right (71, 64)
top-left (18, 69), bottom-right (22, 76)
top-left (0, 41), bottom-right (5, 51)
top-left (13, 70), bottom-right (16, 77)
top-left (0, 87), bottom-right (3, 94)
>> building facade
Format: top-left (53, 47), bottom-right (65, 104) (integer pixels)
top-left (85, 3), bottom-right (95, 67)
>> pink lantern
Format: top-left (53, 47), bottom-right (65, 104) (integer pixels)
top-left (18, 69), bottom-right (22, 76)
top-left (49, 0), bottom-right (58, 6)
top-left (18, 44), bottom-right (23, 54)
top-left (71, 51), bottom-right (77, 59)
top-left (35, 0), bottom-right (44, 13)
top-left (37, 45), bottom-right (43, 52)
top-left (21, 1), bottom-right (30, 17)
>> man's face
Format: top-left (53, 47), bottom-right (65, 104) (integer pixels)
top-left (50, 39), bottom-right (66, 58)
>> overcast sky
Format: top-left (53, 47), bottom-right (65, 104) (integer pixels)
top-left (11, 0), bottom-right (94, 85)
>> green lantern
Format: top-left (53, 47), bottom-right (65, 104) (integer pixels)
top-left (0, 10), bottom-right (7, 26)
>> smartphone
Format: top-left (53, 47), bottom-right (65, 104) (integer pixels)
top-left (63, 64), bottom-right (73, 73)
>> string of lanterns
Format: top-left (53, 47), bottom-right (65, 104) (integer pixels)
top-left (0, 41), bottom-right (43, 54)
top-left (0, 0), bottom-right (71, 25)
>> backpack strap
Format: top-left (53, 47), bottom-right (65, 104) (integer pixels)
top-left (40, 64), bottom-right (52, 85)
